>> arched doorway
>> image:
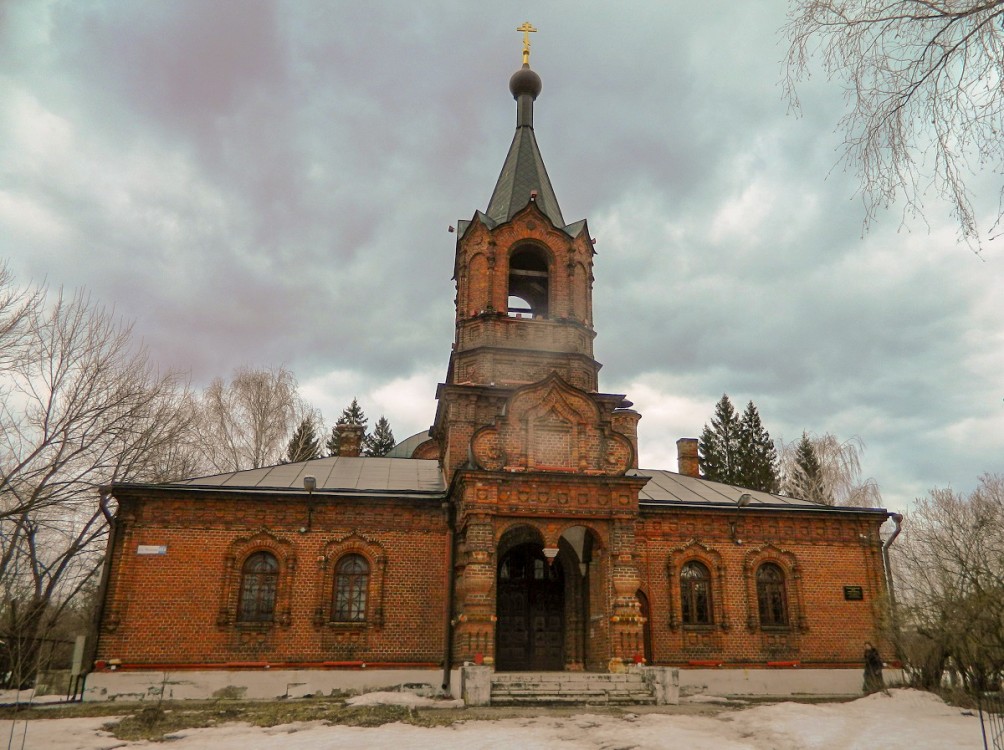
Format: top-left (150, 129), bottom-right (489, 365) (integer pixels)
top-left (496, 543), bottom-right (564, 671)
top-left (637, 589), bottom-right (653, 665)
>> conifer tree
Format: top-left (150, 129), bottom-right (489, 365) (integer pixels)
top-left (779, 432), bottom-right (880, 507)
top-left (338, 398), bottom-right (368, 428)
top-left (324, 425), bottom-right (340, 457)
top-left (785, 431), bottom-right (827, 503)
top-left (698, 394), bottom-right (742, 484)
top-left (737, 400), bottom-right (779, 493)
top-left (326, 398), bottom-right (369, 457)
top-left (285, 417), bottom-right (321, 463)
top-left (363, 416), bottom-right (396, 457)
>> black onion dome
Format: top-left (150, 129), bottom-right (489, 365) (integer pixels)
top-left (509, 64), bottom-right (542, 100)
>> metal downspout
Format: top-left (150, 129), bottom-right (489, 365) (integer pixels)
top-left (85, 490), bottom-right (121, 691)
top-left (441, 500), bottom-right (457, 694)
top-left (881, 513), bottom-right (904, 652)
top-left (881, 513), bottom-right (904, 606)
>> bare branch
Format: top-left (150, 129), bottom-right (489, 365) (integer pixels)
top-left (195, 365), bottom-right (310, 473)
top-left (0, 268), bottom-right (195, 686)
top-left (784, 0), bottom-right (1004, 253)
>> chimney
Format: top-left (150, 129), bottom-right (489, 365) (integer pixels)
top-left (677, 438), bottom-right (700, 478)
top-left (336, 423), bottom-right (366, 457)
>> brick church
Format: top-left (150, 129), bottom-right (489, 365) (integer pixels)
top-left (90, 35), bottom-right (897, 700)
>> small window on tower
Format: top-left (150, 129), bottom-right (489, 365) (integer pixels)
top-left (507, 246), bottom-right (549, 318)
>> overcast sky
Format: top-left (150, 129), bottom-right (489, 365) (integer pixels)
top-left (2, 1), bottom-right (1002, 512)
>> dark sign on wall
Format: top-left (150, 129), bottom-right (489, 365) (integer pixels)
top-left (843, 585), bottom-right (864, 601)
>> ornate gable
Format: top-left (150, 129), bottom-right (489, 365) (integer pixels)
top-left (470, 374), bottom-right (634, 475)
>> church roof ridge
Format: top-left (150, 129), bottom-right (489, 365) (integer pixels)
top-left (632, 468), bottom-right (889, 515)
top-left (136, 455), bottom-right (447, 496)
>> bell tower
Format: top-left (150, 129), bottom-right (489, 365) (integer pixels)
top-left (433, 34), bottom-right (611, 477)
top-left (450, 60), bottom-right (599, 389)
top-left (432, 28), bottom-right (649, 672)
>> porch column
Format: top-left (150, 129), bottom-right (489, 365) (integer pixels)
top-left (610, 517), bottom-right (644, 665)
top-left (454, 515), bottom-right (496, 665)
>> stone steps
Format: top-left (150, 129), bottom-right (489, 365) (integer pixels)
top-left (489, 671), bottom-right (657, 706)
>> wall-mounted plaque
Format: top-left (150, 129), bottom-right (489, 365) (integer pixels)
top-left (843, 585), bottom-right (864, 601)
top-left (137, 545), bottom-right (167, 555)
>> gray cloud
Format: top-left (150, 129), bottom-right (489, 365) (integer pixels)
top-left (1, 1), bottom-right (1001, 511)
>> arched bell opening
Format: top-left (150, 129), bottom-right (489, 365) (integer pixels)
top-left (507, 245), bottom-right (550, 318)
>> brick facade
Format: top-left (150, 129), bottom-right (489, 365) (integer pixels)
top-left (93, 56), bottom-right (894, 684)
top-left (97, 491), bottom-right (449, 670)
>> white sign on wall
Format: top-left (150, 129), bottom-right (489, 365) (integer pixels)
top-left (136, 544), bottom-right (168, 555)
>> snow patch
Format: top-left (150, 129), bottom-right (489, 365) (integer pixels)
top-left (345, 691), bottom-right (464, 708)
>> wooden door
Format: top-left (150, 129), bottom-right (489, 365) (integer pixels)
top-left (496, 544), bottom-right (564, 670)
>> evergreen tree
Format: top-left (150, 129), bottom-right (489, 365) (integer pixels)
top-left (785, 431), bottom-right (827, 503)
top-left (285, 417), bottom-right (321, 463)
top-left (324, 425), bottom-right (340, 457)
top-left (363, 416), bottom-right (396, 457)
top-left (338, 398), bottom-right (368, 428)
top-left (737, 400), bottom-right (779, 493)
top-left (698, 394), bottom-right (742, 484)
top-left (779, 432), bottom-right (880, 507)
top-left (326, 398), bottom-right (369, 457)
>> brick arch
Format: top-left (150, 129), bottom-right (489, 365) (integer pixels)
top-left (314, 533), bottom-right (388, 628)
top-left (550, 521), bottom-right (606, 551)
top-left (217, 529), bottom-right (296, 629)
top-left (506, 374), bottom-right (599, 425)
top-left (496, 522), bottom-right (545, 559)
top-left (463, 251), bottom-right (489, 318)
top-left (666, 539), bottom-right (728, 631)
top-left (570, 261), bottom-right (588, 322)
top-left (505, 238), bottom-right (555, 269)
top-left (411, 438), bottom-right (440, 460)
top-left (742, 544), bottom-right (808, 633)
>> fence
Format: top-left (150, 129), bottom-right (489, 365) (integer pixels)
top-left (979, 692), bottom-right (1004, 750)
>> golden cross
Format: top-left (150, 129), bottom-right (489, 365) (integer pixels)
top-left (517, 21), bottom-right (537, 65)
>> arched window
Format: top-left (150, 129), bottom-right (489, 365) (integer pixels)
top-left (238, 552), bottom-right (278, 623)
top-left (507, 246), bottom-right (549, 318)
top-left (756, 562), bottom-right (789, 628)
top-left (334, 554), bottom-right (369, 622)
top-left (680, 561), bottom-right (713, 626)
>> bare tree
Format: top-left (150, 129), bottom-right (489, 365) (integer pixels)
top-left (196, 365), bottom-right (313, 473)
top-left (784, 1), bottom-right (1004, 252)
top-left (779, 432), bottom-right (882, 506)
top-left (0, 264), bottom-right (36, 373)
top-left (0, 273), bottom-right (193, 686)
top-left (892, 474), bottom-right (1004, 691)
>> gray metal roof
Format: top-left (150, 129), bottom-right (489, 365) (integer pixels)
top-left (384, 430), bottom-right (432, 458)
top-left (631, 469), bottom-right (886, 514)
top-left (485, 121), bottom-right (565, 229)
top-left (171, 456), bottom-right (445, 496)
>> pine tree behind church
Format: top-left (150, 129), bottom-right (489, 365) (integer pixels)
top-left (738, 400), bottom-right (779, 493)
top-left (325, 398), bottom-right (368, 456)
top-left (364, 416), bottom-right (395, 457)
top-left (698, 394), bottom-right (742, 484)
top-left (698, 394), bottom-right (779, 492)
top-left (286, 417), bottom-right (321, 463)
top-left (785, 431), bottom-right (828, 503)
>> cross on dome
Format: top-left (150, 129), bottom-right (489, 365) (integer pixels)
top-left (517, 21), bottom-right (537, 64)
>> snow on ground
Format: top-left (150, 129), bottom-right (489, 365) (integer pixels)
top-left (345, 691), bottom-right (465, 708)
top-left (0, 689), bottom-right (985, 750)
top-left (0, 689), bottom-right (66, 705)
